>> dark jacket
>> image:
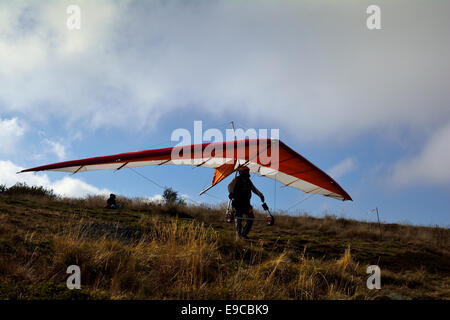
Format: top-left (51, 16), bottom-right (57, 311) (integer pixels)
top-left (228, 175), bottom-right (264, 206)
top-left (106, 196), bottom-right (116, 208)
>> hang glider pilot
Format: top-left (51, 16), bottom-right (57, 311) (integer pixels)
top-left (228, 166), bottom-right (265, 239)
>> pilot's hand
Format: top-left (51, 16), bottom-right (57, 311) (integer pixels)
top-left (228, 193), bottom-right (233, 200)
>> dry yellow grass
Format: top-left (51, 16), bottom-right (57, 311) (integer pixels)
top-left (0, 193), bottom-right (448, 300)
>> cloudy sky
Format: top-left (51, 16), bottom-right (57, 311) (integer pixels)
top-left (1, 0), bottom-right (449, 226)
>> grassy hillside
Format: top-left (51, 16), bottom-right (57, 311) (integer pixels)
top-left (0, 187), bottom-right (448, 300)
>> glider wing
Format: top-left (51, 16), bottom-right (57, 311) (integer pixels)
top-left (20, 139), bottom-right (352, 201)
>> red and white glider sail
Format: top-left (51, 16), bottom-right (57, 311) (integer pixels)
top-left (20, 139), bottom-right (352, 201)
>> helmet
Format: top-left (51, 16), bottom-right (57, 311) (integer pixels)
top-left (238, 166), bottom-right (250, 172)
top-left (238, 166), bottom-right (250, 177)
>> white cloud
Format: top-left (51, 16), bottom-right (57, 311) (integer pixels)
top-left (138, 193), bottom-right (197, 205)
top-left (50, 176), bottom-right (110, 198)
top-left (0, 160), bottom-right (50, 187)
top-left (0, 1), bottom-right (120, 75)
top-left (145, 194), bottom-right (163, 204)
top-left (327, 157), bottom-right (357, 179)
top-left (391, 122), bottom-right (450, 186)
top-left (0, 117), bottom-right (26, 153)
top-left (0, 1), bottom-right (449, 141)
top-left (42, 138), bottom-right (67, 160)
top-left (0, 160), bottom-right (111, 198)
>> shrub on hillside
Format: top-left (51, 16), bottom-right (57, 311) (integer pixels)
top-left (1, 182), bottom-right (56, 198)
top-left (162, 187), bottom-right (186, 206)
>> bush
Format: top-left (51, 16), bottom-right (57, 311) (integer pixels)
top-left (2, 182), bottom-right (56, 198)
top-left (162, 187), bottom-right (186, 206)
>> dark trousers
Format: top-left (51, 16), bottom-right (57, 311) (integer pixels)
top-left (233, 201), bottom-right (254, 237)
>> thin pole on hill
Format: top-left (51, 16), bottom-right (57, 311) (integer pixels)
top-left (376, 207), bottom-right (383, 240)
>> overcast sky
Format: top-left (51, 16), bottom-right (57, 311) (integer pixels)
top-left (1, 0), bottom-right (449, 226)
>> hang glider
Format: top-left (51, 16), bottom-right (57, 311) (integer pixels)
top-left (19, 139), bottom-right (352, 201)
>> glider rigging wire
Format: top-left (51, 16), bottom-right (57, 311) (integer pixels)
top-left (128, 167), bottom-right (166, 190)
top-left (128, 167), bottom-right (201, 205)
top-left (286, 193), bottom-right (316, 212)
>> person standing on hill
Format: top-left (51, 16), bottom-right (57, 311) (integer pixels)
top-left (228, 166), bottom-right (265, 239)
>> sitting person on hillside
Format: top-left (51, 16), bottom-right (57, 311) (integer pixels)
top-left (105, 194), bottom-right (122, 209)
